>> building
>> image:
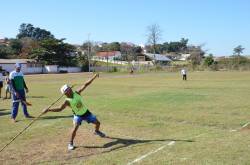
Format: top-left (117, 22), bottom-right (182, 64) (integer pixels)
top-left (0, 59), bottom-right (82, 74)
top-left (144, 53), bottom-right (172, 65)
top-left (179, 54), bottom-right (191, 61)
top-left (0, 59), bottom-right (43, 74)
top-left (94, 51), bottom-right (121, 61)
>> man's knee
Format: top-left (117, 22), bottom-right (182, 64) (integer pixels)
top-left (95, 120), bottom-right (100, 125)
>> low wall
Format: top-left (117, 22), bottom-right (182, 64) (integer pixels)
top-left (44, 65), bottom-right (58, 73)
top-left (24, 67), bottom-right (43, 74)
top-left (58, 67), bottom-right (82, 73)
top-left (1, 63), bottom-right (82, 74)
top-left (0, 64), bottom-right (43, 74)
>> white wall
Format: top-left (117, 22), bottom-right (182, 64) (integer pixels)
top-left (58, 67), bottom-right (81, 73)
top-left (25, 67), bottom-right (43, 74)
top-left (1, 64), bottom-right (82, 74)
top-left (0, 64), bottom-right (43, 74)
top-left (44, 65), bottom-right (58, 73)
top-left (0, 64), bottom-right (15, 72)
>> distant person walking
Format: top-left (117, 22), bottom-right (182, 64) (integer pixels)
top-left (181, 68), bottom-right (187, 80)
top-left (0, 69), bottom-right (3, 98)
top-left (4, 72), bottom-right (11, 99)
top-left (10, 63), bottom-right (33, 123)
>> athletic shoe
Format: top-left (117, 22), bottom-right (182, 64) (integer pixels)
top-left (94, 130), bottom-right (106, 138)
top-left (68, 144), bottom-right (75, 150)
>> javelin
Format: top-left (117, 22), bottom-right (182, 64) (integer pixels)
top-left (0, 84), bottom-right (76, 153)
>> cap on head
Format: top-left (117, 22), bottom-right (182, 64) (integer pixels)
top-left (60, 84), bottom-right (70, 94)
top-left (15, 63), bottom-right (21, 68)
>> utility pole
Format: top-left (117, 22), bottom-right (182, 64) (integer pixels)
top-left (87, 33), bottom-right (91, 72)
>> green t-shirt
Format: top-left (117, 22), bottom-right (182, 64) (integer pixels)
top-left (9, 71), bottom-right (25, 90)
top-left (66, 92), bottom-right (88, 116)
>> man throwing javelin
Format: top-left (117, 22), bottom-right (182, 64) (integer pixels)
top-left (42, 73), bottom-right (105, 150)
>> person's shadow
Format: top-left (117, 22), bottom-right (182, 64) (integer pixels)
top-left (80, 136), bottom-right (194, 152)
top-left (42, 136), bottom-right (194, 163)
top-left (26, 96), bottom-right (46, 99)
top-left (0, 109), bottom-right (10, 117)
top-left (39, 115), bottom-right (73, 120)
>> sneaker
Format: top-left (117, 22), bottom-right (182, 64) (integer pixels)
top-left (94, 130), bottom-right (106, 138)
top-left (68, 143), bottom-right (75, 150)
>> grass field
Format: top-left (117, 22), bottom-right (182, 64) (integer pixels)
top-left (1, 71), bottom-right (250, 165)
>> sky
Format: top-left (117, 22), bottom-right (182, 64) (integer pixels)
top-left (1, 0), bottom-right (250, 56)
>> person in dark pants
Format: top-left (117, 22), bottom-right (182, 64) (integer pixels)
top-left (9, 63), bottom-right (33, 123)
top-left (181, 68), bottom-right (187, 80)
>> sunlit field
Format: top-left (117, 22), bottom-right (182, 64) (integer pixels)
top-left (1, 71), bottom-right (250, 164)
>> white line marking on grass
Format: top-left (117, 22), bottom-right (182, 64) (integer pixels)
top-left (126, 141), bottom-right (175, 165)
top-left (126, 133), bottom-right (207, 165)
top-left (242, 122), bottom-right (250, 128)
top-left (229, 121), bottom-right (250, 132)
top-left (167, 141), bottom-right (175, 146)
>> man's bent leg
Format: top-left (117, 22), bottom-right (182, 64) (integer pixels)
top-left (93, 119), bottom-right (105, 137)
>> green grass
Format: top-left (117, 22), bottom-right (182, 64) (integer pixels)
top-left (1, 71), bottom-right (250, 164)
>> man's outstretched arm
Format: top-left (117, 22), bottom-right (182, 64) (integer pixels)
top-left (43, 100), bottom-right (69, 114)
top-left (76, 73), bottom-right (99, 94)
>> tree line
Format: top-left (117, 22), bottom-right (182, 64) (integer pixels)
top-left (0, 23), bottom-right (80, 66)
top-left (0, 23), bottom-right (248, 70)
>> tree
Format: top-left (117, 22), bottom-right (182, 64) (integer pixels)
top-left (0, 45), bottom-right (13, 58)
top-left (233, 45), bottom-right (244, 56)
top-left (9, 39), bottom-right (23, 55)
top-left (30, 38), bottom-right (76, 66)
top-left (179, 38), bottom-right (189, 52)
top-left (188, 46), bottom-right (205, 66)
top-left (108, 42), bottom-right (120, 51)
top-left (204, 54), bottom-right (214, 66)
top-left (120, 43), bottom-right (142, 61)
top-left (99, 42), bottom-right (120, 51)
top-left (17, 23), bottom-right (54, 40)
top-left (146, 24), bottom-right (162, 54)
top-left (20, 37), bottom-right (40, 58)
top-left (120, 42), bottom-right (134, 61)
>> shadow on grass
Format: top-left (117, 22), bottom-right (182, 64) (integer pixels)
top-left (70, 136), bottom-right (194, 160)
top-left (0, 109), bottom-right (8, 111)
top-left (39, 115), bottom-right (73, 120)
top-left (27, 96), bottom-right (46, 99)
top-left (40, 136), bottom-right (194, 163)
top-left (81, 136), bottom-right (194, 151)
top-left (0, 109), bottom-right (10, 116)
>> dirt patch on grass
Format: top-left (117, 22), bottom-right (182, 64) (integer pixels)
top-left (0, 127), bottom-right (131, 164)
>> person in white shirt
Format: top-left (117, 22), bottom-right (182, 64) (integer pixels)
top-left (181, 68), bottom-right (187, 80)
top-left (10, 63), bottom-right (33, 122)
